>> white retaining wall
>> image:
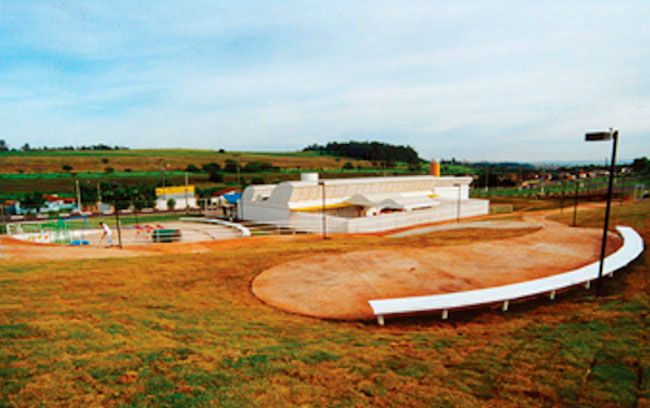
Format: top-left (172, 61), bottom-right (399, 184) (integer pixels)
top-left (244, 199), bottom-right (488, 234)
top-left (179, 217), bottom-right (251, 237)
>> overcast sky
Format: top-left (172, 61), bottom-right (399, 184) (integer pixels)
top-left (1, 1), bottom-right (648, 161)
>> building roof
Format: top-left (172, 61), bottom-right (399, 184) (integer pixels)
top-left (212, 187), bottom-right (240, 197)
top-left (242, 175), bottom-right (472, 211)
top-left (346, 193), bottom-right (439, 211)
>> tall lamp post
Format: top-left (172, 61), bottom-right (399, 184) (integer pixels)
top-left (585, 128), bottom-right (618, 296)
top-left (319, 180), bottom-right (327, 239)
top-left (453, 183), bottom-right (461, 223)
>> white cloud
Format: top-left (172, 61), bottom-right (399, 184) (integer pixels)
top-left (0, 0), bottom-right (648, 161)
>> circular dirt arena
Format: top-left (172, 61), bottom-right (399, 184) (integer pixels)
top-left (252, 220), bottom-right (623, 320)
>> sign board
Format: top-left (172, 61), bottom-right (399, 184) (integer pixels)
top-left (155, 185), bottom-right (195, 197)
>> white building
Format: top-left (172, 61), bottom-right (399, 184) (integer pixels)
top-left (155, 186), bottom-right (198, 211)
top-left (238, 173), bottom-right (489, 234)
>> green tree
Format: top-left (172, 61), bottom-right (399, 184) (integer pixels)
top-left (185, 164), bottom-right (200, 173)
top-left (243, 161), bottom-right (274, 172)
top-left (224, 159), bottom-right (240, 173)
top-left (0, 139), bottom-right (8, 151)
top-left (632, 157), bottom-right (649, 174)
top-left (79, 183), bottom-right (98, 205)
top-left (209, 170), bottom-right (223, 182)
top-left (102, 183), bottom-right (130, 211)
top-left (202, 162), bottom-right (221, 173)
top-left (167, 198), bottom-right (176, 210)
top-left (22, 191), bottom-right (45, 211)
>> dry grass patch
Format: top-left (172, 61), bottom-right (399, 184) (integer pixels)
top-left (1, 205), bottom-right (648, 407)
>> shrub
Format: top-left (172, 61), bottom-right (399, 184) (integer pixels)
top-left (342, 162), bottom-right (354, 170)
top-left (186, 164), bottom-right (200, 173)
top-left (62, 164), bottom-right (73, 171)
top-left (201, 162), bottom-right (221, 173)
top-left (251, 177), bottom-right (265, 185)
top-left (224, 159), bottom-right (239, 173)
top-left (167, 198), bottom-right (176, 210)
top-left (104, 167), bottom-right (115, 174)
top-left (209, 171), bottom-right (223, 182)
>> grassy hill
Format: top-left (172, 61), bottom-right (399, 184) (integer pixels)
top-left (0, 149), bottom-right (374, 174)
top-left (0, 149), bottom-right (470, 198)
top-left (0, 201), bottom-right (648, 406)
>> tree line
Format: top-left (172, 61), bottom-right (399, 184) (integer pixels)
top-left (0, 140), bottom-right (128, 152)
top-left (303, 141), bottom-right (422, 167)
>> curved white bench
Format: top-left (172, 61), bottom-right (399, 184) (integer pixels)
top-left (369, 226), bottom-right (644, 325)
top-left (179, 217), bottom-right (251, 238)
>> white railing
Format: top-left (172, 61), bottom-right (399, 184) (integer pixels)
top-left (180, 217), bottom-right (251, 237)
top-left (369, 226), bottom-right (644, 325)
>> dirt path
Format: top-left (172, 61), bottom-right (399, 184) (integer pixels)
top-left (252, 218), bottom-right (623, 320)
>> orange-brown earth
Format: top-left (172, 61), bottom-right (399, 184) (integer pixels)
top-left (253, 219), bottom-right (623, 320)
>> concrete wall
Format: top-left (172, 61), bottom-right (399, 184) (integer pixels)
top-left (346, 199), bottom-right (488, 234)
top-left (238, 202), bottom-right (290, 223)
top-left (155, 196), bottom-right (197, 211)
top-left (255, 199), bottom-right (489, 234)
top-left (433, 184), bottom-right (470, 200)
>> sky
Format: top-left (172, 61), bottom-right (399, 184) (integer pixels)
top-left (1, 1), bottom-right (648, 162)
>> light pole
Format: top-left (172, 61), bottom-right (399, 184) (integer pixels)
top-left (572, 176), bottom-right (579, 227)
top-left (319, 180), bottom-right (327, 239)
top-left (453, 183), bottom-right (461, 223)
top-left (560, 180), bottom-right (564, 214)
top-left (585, 128), bottom-right (618, 296)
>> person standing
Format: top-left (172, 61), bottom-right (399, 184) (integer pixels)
top-left (99, 221), bottom-right (113, 247)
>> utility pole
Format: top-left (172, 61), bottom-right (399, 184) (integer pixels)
top-left (185, 172), bottom-right (189, 212)
top-left (236, 162), bottom-right (240, 189)
top-left (75, 180), bottom-right (82, 214)
top-left (572, 177), bottom-right (579, 227)
top-left (319, 181), bottom-right (327, 239)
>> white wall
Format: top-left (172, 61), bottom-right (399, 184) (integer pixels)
top-left (433, 185), bottom-right (469, 200)
top-left (250, 199), bottom-right (489, 234)
top-left (155, 197), bottom-right (198, 211)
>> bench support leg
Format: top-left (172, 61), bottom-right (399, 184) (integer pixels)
top-left (441, 309), bottom-right (449, 320)
top-left (377, 315), bottom-right (384, 326)
top-left (502, 300), bottom-right (509, 312)
top-left (585, 281), bottom-right (591, 290)
top-left (550, 290), bottom-right (556, 300)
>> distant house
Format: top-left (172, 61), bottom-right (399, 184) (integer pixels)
top-left (210, 188), bottom-right (242, 206)
top-left (3, 200), bottom-right (22, 215)
top-left (155, 186), bottom-right (197, 210)
top-left (39, 194), bottom-right (78, 214)
top-left (210, 187), bottom-right (241, 205)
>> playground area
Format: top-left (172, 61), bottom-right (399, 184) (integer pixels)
top-left (2, 217), bottom-right (245, 259)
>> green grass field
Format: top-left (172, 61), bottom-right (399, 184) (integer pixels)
top-left (0, 201), bottom-right (648, 407)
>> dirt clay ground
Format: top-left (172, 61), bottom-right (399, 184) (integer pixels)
top-left (253, 218), bottom-right (623, 320)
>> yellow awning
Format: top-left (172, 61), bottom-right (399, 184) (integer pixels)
top-left (291, 202), bottom-right (352, 212)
